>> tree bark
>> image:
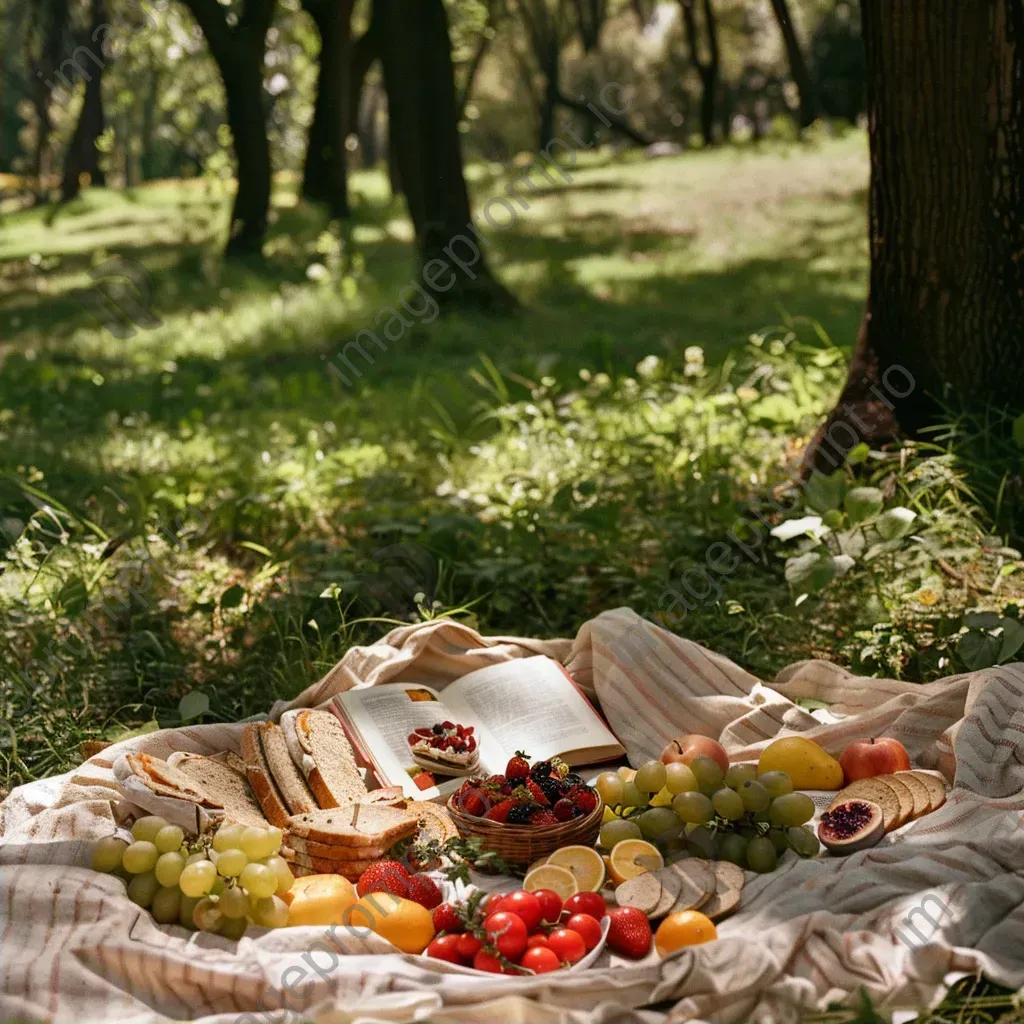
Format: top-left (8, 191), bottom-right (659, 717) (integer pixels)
top-left (805, 0), bottom-right (1024, 473)
top-left (679, 0), bottom-right (719, 146)
top-left (301, 0), bottom-right (354, 217)
top-left (61, 0), bottom-right (107, 201)
top-left (768, 0), bottom-right (817, 130)
top-left (376, 0), bottom-right (515, 309)
top-left (182, 0), bottom-right (274, 258)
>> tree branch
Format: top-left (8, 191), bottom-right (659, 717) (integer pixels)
top-left (556, 91), bottom-right (653, 146)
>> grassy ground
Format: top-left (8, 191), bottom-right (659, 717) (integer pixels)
top-left (2, 132), bottom-right (1023, 1022)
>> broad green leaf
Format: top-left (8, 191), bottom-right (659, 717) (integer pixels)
top-left (963, 611), bottom-right (1000, 630)
top-left (220, 584), bottom-right (246, 609)
top-left (178, 690), bottom-right (210, 721)
top-left (876, 507), bottom-right (917, 540)
top-left (56, 575), bottom-right (90, 616)
top-left (770, 515), bottom-right (829, 542)
top-left (998, 618), bottom-right (1024, 663)
top-left (845, 486), bottom-right (884, 525)
top-left (785, 551), bottom-right (835, 594)
top-left (822, 509), bottom-right (845, 530)
top-left (1013, 413), bottom-right (1024, 449)
top-left (847, 443), bottom-right (871, 465)
top-left (957, 630), bottom-right (1001, 671)
top-left (803, 470), bottom-right (845, 513)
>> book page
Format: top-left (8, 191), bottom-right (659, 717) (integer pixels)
top-left (442, 656), bottom-right (625, 767)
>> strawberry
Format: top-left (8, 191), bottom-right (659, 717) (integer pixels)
top-left (606, 906), bottom-right (652, 959)
top-left (530, 808), bottom-right (560, 826)
top-left (406, 874), bottom-right (443, 910)
top-left (525, 778), bottom-right (550, 806)
top-left (357, 860), bottom-right (411, 898)
top-left (485, 798), bottom-right (517, 823)
top-left (569, 785), bottom-right (599, 814)
top-left (432, 903), bottom-right (464, 934)
top-left (459, 788), bottom-right (488, 817)
top-left (505, 751), bottom-right (531, 781)
top-left (553, 798), bottom-right (574, 821)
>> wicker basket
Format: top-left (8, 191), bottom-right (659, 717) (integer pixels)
top-left (446, 794), bottom-right (604, 867)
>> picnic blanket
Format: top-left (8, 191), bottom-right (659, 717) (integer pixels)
top-left (3, 607), bottom-right (1024, 1024)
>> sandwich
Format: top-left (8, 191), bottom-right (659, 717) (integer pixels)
top-left (115, 752), bottom-right (222, 808)
top-left (166, 751), bottom-right (269, 828)
top-left (280, 709), bottom-right (367, 808)
top-left (242, 722), bottom-right (318, 828)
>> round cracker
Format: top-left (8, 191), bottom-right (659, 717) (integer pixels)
top-left (908, 770), bottom-right (947, 813)
top-left (830, 779), bottom-right (901, 831)
top-left (876, 775), bottom-right (916, 827)
top-left (892, 771), bottom-right (930, 819)
top-left (667, 858), bottom-right (716, 914)
top-left (615, 872), bottom-right (667, 915)
top-left (651, 870), bottom-right (684, 919)
top-left (701, 861), bottom-right (744, 921)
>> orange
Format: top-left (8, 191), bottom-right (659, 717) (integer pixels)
top-left (348, 892), bottom-right (436, 954)
top-left (654, 910), bottom-right (718, 955)
top-left (608, 839), bottom-right (663, 884)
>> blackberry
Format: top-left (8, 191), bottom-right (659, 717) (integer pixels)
top-left (530, 760), bottom-right (553, 778)
top-left (564, 773), bottom-right (584, 788)
top-left (432, 724), bottom-right (445, 735)
top-left (506, 805), bottom-right (533, 825)
top-left (534, 775), bottom-right (565, 804)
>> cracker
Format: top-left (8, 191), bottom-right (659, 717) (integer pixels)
top-left (877, 775), bottom-right (915, 828)
top-left (829, 779), bottom-right (901, 831)
top-left (666, 858), bottom-right (716, 914)
top-left (614, 872), bottom-right (665, 915)
top-left (702, 861), bottom-right (745, 921)
top-left (908, 770), bottom-right (948, 813)
top-left (892, 771), bottom-right (930, 819)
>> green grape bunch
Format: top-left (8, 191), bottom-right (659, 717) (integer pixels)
top-left (596, 759), bottom-right (821, 873)
top-left (90, 814), bottom-right (296, 936)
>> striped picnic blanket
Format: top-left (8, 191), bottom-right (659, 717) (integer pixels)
top-left (3, 607), bottom-right (1024, 1024)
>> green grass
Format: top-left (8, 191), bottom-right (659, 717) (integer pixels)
top-left (0, 126), bottom-right (1021, 1024)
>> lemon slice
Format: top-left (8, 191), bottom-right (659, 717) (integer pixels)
top-left (609, 838), bottom-right (663, 884)
top-left (526, 855), bottom-right (549, 876)
top-left (523, 863), bottom-right (579, 900)
top-left (546, 845), bottom-right (606, 892)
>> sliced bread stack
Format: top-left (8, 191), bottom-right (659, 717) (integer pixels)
top-left (281, 804), bottom-right (419, 881)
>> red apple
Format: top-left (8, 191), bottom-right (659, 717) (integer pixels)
top-left (660, 734), bottom-right (729, 774)
top-left (839, 737), bottom-right (911, 782)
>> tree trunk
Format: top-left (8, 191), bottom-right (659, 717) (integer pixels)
top-left (768, 0), bottom-right (818, 130)
top-left (376, 0), bottom-right (515, 309)
top-left (301, 0), bottom-right (354, 217)
top-left (538, 46), bottom-right (559, 149)
top-left (679, 0), bottom-right (719, 147)
top-left (140, 68), bottom-right (160, 181)
top-left (61, 0), bottom-right (107, 202)
top-left (805, 0), bottom-right (1024, 473)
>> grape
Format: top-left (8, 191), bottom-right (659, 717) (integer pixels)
top-left (672, 791), bottom-right (714, 825)
top-left (122, 841), bottom-right (159, 874)
top-left (595, 772), bottom-right (625, 807)
top-left (265, 855), bottom-right (295, 895)
top-left (664, 762), bottom-right (698, 794)
top-left (767, 828), bottom-right (790, 855)
top-left (685, 825), bottom-right (717, 859)
top-left (724, 764), bottom-right (757, 789)
top-left (213, 824), bottom-right (246, 852)
top-left (746, 836), bottom-right (778, 873)
top-left (179, 894), bottom-right (200, 930)
top-left (186, 852), bottom-right (207, 865)
top-left (738, 780), bottom-right (770, 813)
top-left (769, 792), bottom-right (815, 828)
top-left (217, 848), bottom-right (248, 878)
top-left (616, 766), bottom-right (636, 781)
top-left (752, 807), bottom-right (772, 825)
top-left (787, 826), bottom-right (821, 858)
top-left (599, 818), bottom-right (643, 849)
top-left (239, 863), bottom-right (277, 899)
top-left (193, 897), bottom-right (224, 933)
top-left (179, 859), bottom-right (217, 898)
top-left (243, 827), bottom-right (282, 861)
top-left (264, 827), bottom-right (283, 854)
top-left (634, 760), bottom-right (667, 794)
top-left (219, 916), bottom-right (249, 940)
top-left (621, 782), bottom-right (649, 809)
top-left (636, 807), bottom-right (681, 840)
top-left (218, 885), bottom-right (250, 919)
top-left (127, 871), bottom-right (160, 908)
top-left (717, 832), bottom-right (748, 867)
top-left (91, 836), bottom-right (128, 873)
top-left (131, 816), bottom-right (169, 843)
top-left (253, 895), bottom-right (290, 929)
top-left (690, 756), bottom-right (724, 796)
top-left (151, 886), bottom-right (182, 924)
top-left (758, 770), bottom-right (794, 800)
top-left (154, 825), bottom-right (185, 854)
top-left (210, 877), bottom-right (227, 897)
top-left (711, 787), bottom-right (745, 821)
top-left (155, 851), bottom-right (185, 888)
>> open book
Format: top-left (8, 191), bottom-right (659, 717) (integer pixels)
top-left (331, 656), bottom-right (625, 801)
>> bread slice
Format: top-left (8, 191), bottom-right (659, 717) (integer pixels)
top-left (363, 787), bottom-right (406, 806)
top-left (285, 803), bottom-right (417, 848)
top-left (908, 770), bottom-right (947, 813)
top-left (285, 833), bottom-right (391, 862)
top-left (121, 753), bottom-right (222, 808)
top-left (242, 724), bottom-right (291, 828)
top-left (892, 771), bottom-right (930, 819)
top-left (280, 846), bottom-right (381, 877)
top-left (167, 751), bottom-right (268, 828)
top-left (257, 722), bottom-right (317, 816)
top-left (281, 709), bottom-right (367, 809)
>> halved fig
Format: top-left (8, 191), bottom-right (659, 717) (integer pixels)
top-left (817, 799), bottom-right (884, 855)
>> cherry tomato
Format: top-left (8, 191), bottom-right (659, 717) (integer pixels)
top-left (500, 890), bottom-right (542, 932)
top-left (547, 927), bottom-right (587, 965)
top-left (525, 933), bottom-right (552, 950)
top-left (562, 891), bottom-right (607, 920)
top-left (456, 932), bottom-right (483, 962)
top-left (565, 913), bottom-right (603, 952)
top-left (483, 911), bottom-right (528, 960)
top-left (484, 892), bottom-right (508, 916)
top-left (473, 948), bottom-right (510, 974)
top-left (521, 946), bottom-right (561, 974)
top-left (426, 934), bottom-right (463, 963)
top-left (533, 888), bottom-right (564, 926)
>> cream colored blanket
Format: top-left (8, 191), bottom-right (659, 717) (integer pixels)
top-left (3, 608), bottom-right (1023, 1024)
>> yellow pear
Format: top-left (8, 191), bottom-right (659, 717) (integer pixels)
top-left (757, 737), bottom-right (844, 790)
